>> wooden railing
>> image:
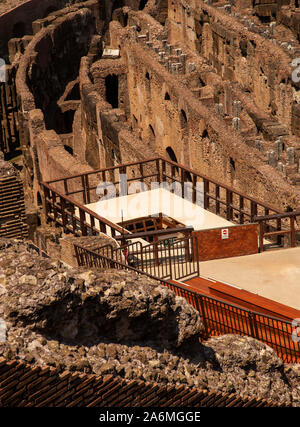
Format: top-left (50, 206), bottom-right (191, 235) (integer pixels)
top-left (42, 183), bottom-right (130, 239)
top-left (74, 244), bottom-right (300, 364)
top-left (255, 210), bottom-right (300, 251)
top-left (42, 156), bottom-right (282, 236)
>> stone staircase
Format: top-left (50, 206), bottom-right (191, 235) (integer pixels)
top-left (0, 174), bottom-right (28, 239)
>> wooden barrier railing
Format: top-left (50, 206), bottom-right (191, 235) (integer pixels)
top-left (42, 183), bottom-right (130, 239)
top-left (74, 244), bottom-right (300, 364)
top-left (98, 235), bottom-right (200, 281)
top-left (255, 210), bottom-right (300, 252)
top-left (42, 157), bottom-right (283, 237)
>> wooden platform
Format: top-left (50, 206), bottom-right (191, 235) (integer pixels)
top-left (184, 276), bottom-right (300, 321)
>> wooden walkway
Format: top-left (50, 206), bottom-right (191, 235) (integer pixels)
top-left (168, 276), bottom-right (300, 363)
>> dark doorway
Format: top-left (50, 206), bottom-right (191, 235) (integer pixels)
top-left (139, 0), bottom-right (148, 10)
top-left (64, 145), bottom-right (73, 155)
top-left (180, 109), bottom-right (187, 125)
top-left (166, 146), bottom-right (178, 163)
top-left (105, 74), bottom-right (119, 108)
top-left (37, 192), bottom-right (42, 206)
top-left (166, 146), bottom-right (179, 171)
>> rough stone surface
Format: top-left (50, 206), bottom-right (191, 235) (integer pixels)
top-left (0, 239), bottom-right (202, 349)
top-left (0, 239), bottom-right (299, 406)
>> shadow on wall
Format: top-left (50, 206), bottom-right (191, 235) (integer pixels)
top-left (12, 21), bottom-right (26, 38)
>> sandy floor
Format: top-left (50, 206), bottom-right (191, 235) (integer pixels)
top-left (199, 247), bottom-right (300, 311)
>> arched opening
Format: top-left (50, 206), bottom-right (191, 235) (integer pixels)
top-left (180, 109), bottom-right (188, 137)
top-left (133, 115), bottom-right (138, 128)
top-left (229, 157), bottom-right (236, 171)
top-left (37, 192), bottom-right (42, 207)
top-left (166, 147), bottom-right (179, 172)
top-left (64, 145), bottom-right (73, 155)
top-left (139, 0), bottom-right (148, 10)
top-left (149, 124), bottom-right (155, 136)
top-left (145, 72), bottom-right (150, 80)
top-left (180, 109), bottom-right (188, 127)
top-left (149, 124), bottom-right (155, 147)
top-left (12, 21), bottom-right (26, 38)
top-left (121, 13), bottom-right (128, 27)
top-left (164, 92), bottom-right (171, 100)
top-left (202, 129), bottom-right (208, 138)
top-left (105, 74), bottom-right (119, 108)
top-left (296, 0), bottom-right (299, 8)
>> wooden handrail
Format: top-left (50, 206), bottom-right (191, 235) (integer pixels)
top-left (42, 156), bottom-right (283, 216)
top-left (42, 182), bottom-right (130, 236)
top-left (254, 210), bottom-right (300, 221)
top-left (114, 226), bottom-right (194, 240)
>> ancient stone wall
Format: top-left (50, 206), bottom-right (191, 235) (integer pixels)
top-left (0, 0), bottom-right (83, 58)
top-left (113, 13), bottom-right (300, 210)
top-left (14, 2), bottom-right (100, 207)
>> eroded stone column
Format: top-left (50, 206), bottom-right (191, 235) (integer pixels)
top-left (267, 150), bottom-right (277, 168)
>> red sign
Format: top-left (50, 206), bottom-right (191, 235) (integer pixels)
top-left (221, 228), bottom-right (229, 239)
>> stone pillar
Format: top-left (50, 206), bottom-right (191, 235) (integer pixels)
top-left (215, 103), bottom-right (224, 116)
top-left (267, 150), bottom-right (277, 168)
top-left (233, 100), bottom-right (242, 118)
top-left (286, 147), bottom-right (295, 165)
top-left (255, 140), bottom-right (264, 152)
top-left (180, 54), bottom-right (187, 74)
top-left (188, 63), bottom-right (196, 73)
top-left (162, 39), bottom-right (168, 49)
top-left (274, 139), bottom-right (284, 160)
top-left (167, 44), bottom-right (173, 55)
top-left (171, 64), bottom-right (179, 74)
top-left (131, 26), bottom-right (138, 41)
top-left (232, 117), bottom-right (240, 130)
top-left (270, 22), bottom-right (276, 35)
top-left (159, 51), bottom-right (166, 62)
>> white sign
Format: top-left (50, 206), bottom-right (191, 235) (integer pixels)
top-left (221, 228), bottom-right (229, 239)
top-left (102, 48), bottom-right (120, 59)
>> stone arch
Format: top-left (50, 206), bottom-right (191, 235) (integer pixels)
top-left (37, 191), bottom-right (42, 206)
top-left (166, 146), bottom-right (178, 163)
